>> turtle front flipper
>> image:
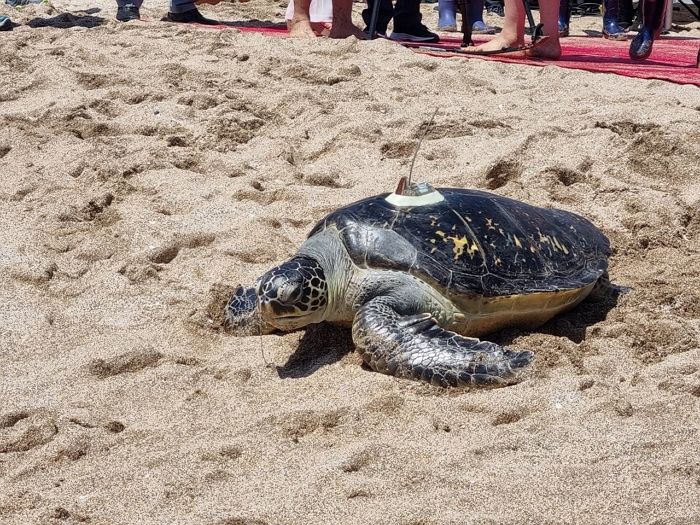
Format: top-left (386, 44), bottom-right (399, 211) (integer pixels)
top-left (352, 298), bottom-right (533, 387)
top-left (225, 285), bottom-right (276, 336)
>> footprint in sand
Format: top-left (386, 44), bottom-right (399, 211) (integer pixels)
top-left (56, 192), bottom-right (115, 223)
top-left (380, 140), bottom-right (415, 160)
top-left (147, 233), bottom-right (216, 264)
top-left (469, 119), bottom-right (514, 131)
top-left (483, 159), bottom-right (523, 190)
top-left (338, 444), bottom-right (384, 473)
top-left (302, 172), bottom-right (349, 189)
top-left (491, 407), bottom-right (527, 426)
top-left (594, 120), bottom-right (659, 139)
top-left (232, 187), bottom-right (299, 206)
top-left (0, 410), bottom-right (58, 453)
top-left (364, 393), bottom-right (406, 415)
top-left (415, 118), bottom-right (474, 140)
top-left (86, 349), bottom-right (163, 379)
top-left (216, 518), bottom-right (269, 525)
top-left (274, 408), bottom-right (347, 442)
top-left (201, 445), bottom-right (243, 463)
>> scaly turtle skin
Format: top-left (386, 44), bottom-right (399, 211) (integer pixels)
top-left (226, 186), bottom-right (611, 387)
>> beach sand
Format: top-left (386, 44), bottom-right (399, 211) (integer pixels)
top-left (0, 1), bottom-right (699, 523)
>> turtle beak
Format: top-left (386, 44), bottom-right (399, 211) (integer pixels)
top-left (225, 285), bottom-right (263, 334)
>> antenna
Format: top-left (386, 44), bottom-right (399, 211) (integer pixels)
top-left (407, 107), bottom-right (440, 191)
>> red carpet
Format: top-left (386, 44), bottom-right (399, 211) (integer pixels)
top-left (223, 24), bottom-right (699, 86)
top-left (411, 34), bottom-right (700, 86)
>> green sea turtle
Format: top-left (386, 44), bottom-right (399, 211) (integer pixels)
top-left (226, 180), bottom-right (611, 387)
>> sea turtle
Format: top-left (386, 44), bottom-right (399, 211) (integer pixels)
top-left (226, 180), bottom-right (611, 387)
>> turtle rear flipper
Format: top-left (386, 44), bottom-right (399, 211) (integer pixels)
top-left (591, 271), bottom-right (632, 301)
top-left (352, 298), bottom-right (533, 387)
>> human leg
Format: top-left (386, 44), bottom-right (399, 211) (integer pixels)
top-left (470, 0), bottom-right (495, 33)
top-left (362, 0), bottom-right (393, 35)
top-left (438, 0), bottom-right (458, 31)
top-left (461, 0), bottom-right (524, 50)
top-left (618, 0), bottom-right (634, 29)
top-left (166, 1), bottom-right (219, 24)
top-left (391, 0), bottom-right (440, 41)
top-left (602, 0), bottom-right (626, 39)
top-left (531, 0), bottom-right (562, 56)
top-left (116, 0), bottom-right (143, 21)
top-left (289, 0), bottom-right (317, 36)
top-left (329, 0), bottom-right (364, 38)
top-left (461, 0), bottom-right (560, 57)
top-left (629, 0), bottom-right (667, 59)
top-left (558, 0), bottom-right (570, 36)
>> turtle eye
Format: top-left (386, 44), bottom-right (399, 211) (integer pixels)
top-left (277, 281), bottom-right (303, 304)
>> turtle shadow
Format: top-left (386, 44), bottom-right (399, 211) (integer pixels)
top-left (491, 290), bottom-right (622, 347)
top-left (276, 323), bottom-right (354, 380)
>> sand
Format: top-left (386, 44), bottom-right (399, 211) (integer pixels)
top-left (1, 0), bottom-right (699, 523)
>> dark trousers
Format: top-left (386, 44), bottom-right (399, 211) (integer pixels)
top-left (362, 0), bottom-right (423, 32)
top-left (484, 0), bottom-right (503, 9)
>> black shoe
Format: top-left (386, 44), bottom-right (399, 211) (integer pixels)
top-left (486, 5), bottom-right (505, 16)
top-left (362, 26), bottom-right (387, 38)
top-left (116, 4), bottom-right (140, 21)
top-left (0, 15), bottom-right (12, 31)
top-left (166, 8), bottom-right (218, 25)
top-left (390, 23), bottom-right (439, 43)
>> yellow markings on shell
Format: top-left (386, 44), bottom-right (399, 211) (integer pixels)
top-left (552, 236), bottom-right (569, 254)
top-left (448, 235), bottom-right (469, 259)
top-left (445, 234), bottom-right (480, 260)
top-left (434, 230), bottom-right (481, 260)
top-left (485, 218), bottom-right (498, 230)
top-left (514, 235), bottom-right (523, 249)
top-left (536, 229), bottom-right (570, 255)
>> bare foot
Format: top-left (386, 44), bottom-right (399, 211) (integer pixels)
top-left (461, 35), bottom-right (561, 59)
top-left (289, 19), bottom-right (316, 38)
top-left (461, 35), bottom-right (525, 54)
top-left (526, 37), bottom-right (561, 59)
top-left (328, 22), bottom-right (365, 39)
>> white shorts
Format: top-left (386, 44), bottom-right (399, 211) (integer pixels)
top-left (285, 0), bottom-right (333, 23)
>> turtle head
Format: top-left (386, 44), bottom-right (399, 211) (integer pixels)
top-left (225, 257), bottom-right (327, 334)
top-left (254, 256), bottom-right (328, 331)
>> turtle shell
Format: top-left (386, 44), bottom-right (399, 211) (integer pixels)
top-left (308, 188), bottom-right (610, 298)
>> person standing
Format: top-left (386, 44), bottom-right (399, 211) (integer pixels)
top-left (438, 0), bottom-right (495, 34)
top-left (461, 0), bottom-right (560, 57)
top-left (362, 0), bottom-right (440, 42)
top-left (629, 0), bottom-right (668, 59)
top-left (116, 0), bottom-right (222, 24)
top-left (558, 0), bottom-right (634, 39)
top-left (289, 0), bottom-right (364, 37)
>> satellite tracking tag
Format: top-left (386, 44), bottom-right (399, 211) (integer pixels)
top-left (385, 108), bottom-right (444, 208)
top-left (386, 181), bottom-right (445, 207)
